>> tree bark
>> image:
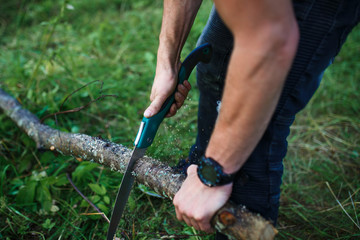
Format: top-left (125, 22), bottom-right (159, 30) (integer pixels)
top-left (0, 88), bottom-right (277, 240)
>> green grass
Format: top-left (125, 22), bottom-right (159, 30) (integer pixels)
top-left (0, 0), bottom-right (359, 239)
top-left (278, 26), bottom-right (360, 239)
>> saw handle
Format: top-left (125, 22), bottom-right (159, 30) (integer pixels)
top-left (135, 43), bottom-right (212, 149)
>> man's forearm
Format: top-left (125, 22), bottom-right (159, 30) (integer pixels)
top-left (144, 0), bottom-right (202, 118)
top-left (157, 0), bottom-right (202, 71)
top-left (207, 0), bottom-right (300, 173)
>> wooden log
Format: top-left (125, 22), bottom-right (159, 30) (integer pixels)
top-left (0, 88), bottom-right (277, 240)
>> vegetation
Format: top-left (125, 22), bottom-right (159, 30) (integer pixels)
top-left (0, 0), bottom-right (359, 239)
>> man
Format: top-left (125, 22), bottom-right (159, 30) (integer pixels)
top-left (143, 0), bottom-right (359, 238)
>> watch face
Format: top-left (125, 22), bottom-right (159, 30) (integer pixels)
top-left (198, 157), bottom-right (236, 187)
top-left (200, 164), bottom-right (218, 184)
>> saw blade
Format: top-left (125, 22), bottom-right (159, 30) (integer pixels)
top-left (106, 147), bottom-right (146, 240)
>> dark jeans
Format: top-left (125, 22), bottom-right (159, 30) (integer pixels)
top-left (187, 1), bottom-right (360, 238)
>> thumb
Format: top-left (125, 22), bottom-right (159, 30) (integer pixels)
top-left (144, 96), bottom-right (166, 118)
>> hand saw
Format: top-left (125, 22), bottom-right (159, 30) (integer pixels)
top-left (106, 43), bottom-right (212, 240)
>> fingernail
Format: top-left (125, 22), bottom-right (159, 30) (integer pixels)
top-left (144, 109), bottom-right (152, 118)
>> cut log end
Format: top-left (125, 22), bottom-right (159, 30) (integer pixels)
top-left (219, 211), bottom-right (237, 226)
top-left (212, 203), bottom-right (277, 240)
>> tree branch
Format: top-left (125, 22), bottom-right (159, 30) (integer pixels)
top-left (0, 88), bottom-right (277, 240)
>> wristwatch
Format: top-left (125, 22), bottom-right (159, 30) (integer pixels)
top-left (197, 156), bottom-right (237, 187)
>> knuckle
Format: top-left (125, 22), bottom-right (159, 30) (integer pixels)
top-left (176, 101), bottom-right (183, 108)
top-left (193, 214), bottom-right (204, 222)
top-left (193, 210), bottom-right (205, 222)
top-left (184, 210), bottom-right (193, 218)
top-left (183, 81), bottom-right (191, 90)
top-left (178, 84), bottom-right (186, 92)
top-left (178, 92), bottom-right (185, 100)
top-left (174, 92), bottom-right (180, 100)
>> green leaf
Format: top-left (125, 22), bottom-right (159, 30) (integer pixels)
top-left (36, 182), bottom-right (52, 211)
top-left (138, 184), bottom-right (164, 198)
top-left (103, 196), bottom-right (110, 205)
top-left (44, 176), bottom-right (57, 185)
top-left (10, 178), bottom-right (23, 187)
top-left (88, 183), bottom-right (106, 195)
top-left (89, 195), bottom-right (101, 203)
top-left (42, 219), bottom-right (55, 229)
top-left (16, 180), bottom-right (37, 205)
top-left (80, 195), bottom-right (101, 208)
top-left (72, 162), bottom-right (98, 184)
top-left (54, 174), bottom-right (68, 186)
top-left (80, 199), bottom-right (89, 208)
top-left (97, 203), bottom-right (109, 213)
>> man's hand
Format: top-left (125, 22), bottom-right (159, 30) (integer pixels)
top-left (143, 0), bottom-right (202, 119)
top-left (144, 69), bottom-right (191, 118)
top-left (173, 165), bottom-right (233, 232)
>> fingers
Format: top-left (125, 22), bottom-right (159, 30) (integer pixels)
top-left (181, 214), bottom-right (200, 231)
top-left (182, 80), bottom-right (192, 91)
top-left (145, 80), bottom-right (191, 118)
top-left (175, 81), bottom-right (190, 107)
top-left (175, 92), bottom-right (185, 109)
top-left (173, 164), bottom-right (215, 233)
top-left (175, 201), bottom-right (200, 231)
top-left (165, 103), bottom-right (178, 118)
top-left (189, 218), bottom-right (201, 231)
top-left (174, 204), bottom-right (213, 232)
top-left (179, 80), bottom-right (191, 95)
top-left (144, 96), bottom-right (166, 118)
top-left (166, 80), bottom-right (191, 118)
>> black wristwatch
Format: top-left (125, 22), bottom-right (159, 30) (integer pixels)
top-left (197, 156), bottom-right (237, 187)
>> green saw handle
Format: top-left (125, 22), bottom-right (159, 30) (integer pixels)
top-left (134, 43), bottom-right (212, 149)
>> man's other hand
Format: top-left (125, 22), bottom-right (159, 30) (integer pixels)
top-left (173, 165), bottom-right (233, 232)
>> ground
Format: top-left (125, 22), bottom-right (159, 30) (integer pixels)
top-left (0, 1), bottom-right (359, 239)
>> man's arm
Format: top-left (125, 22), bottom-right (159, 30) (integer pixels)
top-left (173, 0), bottom-right (299, 232)
top-left (144, 0), bottom-right (202, 118)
